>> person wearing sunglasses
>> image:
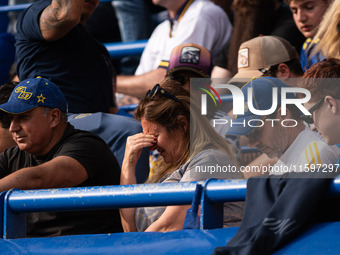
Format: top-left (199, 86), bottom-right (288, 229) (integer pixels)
top-left (299, 58), bottom-right (340, 148)
top-left (213, 75), bottom-right (340, 255)
top-left (120, 78), bottom-right (244, 232)
top-left (226, 76), bottom-right (340, 175)
top-left (165, 43), bottom-right (241, 163)
top-left (215, 36), bottom-right (304, 175)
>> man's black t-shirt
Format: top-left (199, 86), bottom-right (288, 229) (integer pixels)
top-left (0, 124), bottom-right (123, 236)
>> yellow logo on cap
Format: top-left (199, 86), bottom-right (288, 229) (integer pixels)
top-left (15, 86), bottom-right (33, 100)
top-left (244, 102), bottom-right (249, 113)
top-left (74, 113), bottom-right (92, 119)
top-left (37, 93), bottom-right (46, 103)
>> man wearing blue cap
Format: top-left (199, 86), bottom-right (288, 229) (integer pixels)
top-left (0, 77), bottom-right (123, 236)
top-left (213, 76), bottom-right (340, 255)
top-left (226, 76), bottom-right (340, 174)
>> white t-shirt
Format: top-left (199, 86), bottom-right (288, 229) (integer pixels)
top-left (135, 0), bottom-right (232, 75)
top-left (270, 127), bottom-right (340, 175)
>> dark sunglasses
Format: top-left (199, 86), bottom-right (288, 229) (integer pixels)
top-left (146, 84), bottom-right (182, 103)
top-left (300, 98), bottom-right (324, 124)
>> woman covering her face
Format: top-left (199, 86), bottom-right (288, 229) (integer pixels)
top-left (120, 77), bottom-right (244, 232)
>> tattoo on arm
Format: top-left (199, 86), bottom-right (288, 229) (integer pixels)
top-left (40, 0), bottom-right (70, 33)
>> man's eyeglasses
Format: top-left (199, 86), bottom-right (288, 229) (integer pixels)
top-left (300, 98), bottom-right (324, 124)
top-left (146, 84), bottom-right (182, 103)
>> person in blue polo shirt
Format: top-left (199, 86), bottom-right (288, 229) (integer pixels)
top-left (68, 112), bottom-right (150, 184)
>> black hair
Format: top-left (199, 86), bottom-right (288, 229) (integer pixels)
top-left (0, 82), bottom-right (18, 129)
top-left (262, 58), bottom-right (304, 77)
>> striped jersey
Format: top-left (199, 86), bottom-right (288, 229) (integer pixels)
top-left (270, 127), bottom-right (340, 175)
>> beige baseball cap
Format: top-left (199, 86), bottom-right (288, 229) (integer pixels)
top-left (231, 36), bottom-right (299, 80)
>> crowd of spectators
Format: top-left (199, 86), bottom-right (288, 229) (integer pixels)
top-left (0, 0), bottom-right (340, 253)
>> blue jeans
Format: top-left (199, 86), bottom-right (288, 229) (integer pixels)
top-left (112, 0), bottom-right (153, 75)
top-left (0, 32), bottom-right (15, 83)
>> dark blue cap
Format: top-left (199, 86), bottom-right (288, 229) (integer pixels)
top-left (0, 77), bottom-right (67, 114)
top-left (226, 77), bottom-right (296, 135)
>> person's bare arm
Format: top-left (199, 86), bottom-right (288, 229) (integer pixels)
top-left (145, 204), bottom-right (191, 232)
top-left (117, 68), bottom-right (166, 98)
top-left (120, 133), bottom-right (156, 232)
top-left (40, 0), bottom-right (84, 41)
top-left (0, 156), bottom-right (88, 192)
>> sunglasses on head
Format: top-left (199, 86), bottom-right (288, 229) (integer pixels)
top-left (146, 84), bottom-right (182, 103)
top-left (300, 97), bottom-right (324, 124)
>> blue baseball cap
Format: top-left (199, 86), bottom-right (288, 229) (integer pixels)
top-left (226, 77), bottom-right (296, 136)
top-left (0, 77), bottom-right (68, 114)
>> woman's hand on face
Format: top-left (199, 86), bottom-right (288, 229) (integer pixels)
top-left (125, 133), bottom-right (157, 165)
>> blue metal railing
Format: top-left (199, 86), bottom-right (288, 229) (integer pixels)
top-left (1, 176), bottom-right (340, 239)
top-left (220, 95), bottom-right (232, 102)
top-left (0, 1), bottom-right (148, 58)
top-left (0, 3), bottom-right (30, 13)
top-left (1, 179), bottom-right (247, 238)
top-left (6, 180), bottom-right (246, 213)
top-left (118, 103), bottom-right (139, 112)
top-left (105, 40), bottom-right (147, 58)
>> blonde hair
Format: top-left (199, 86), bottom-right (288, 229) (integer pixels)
top-left (284, 0), bottom-right (330, 5)
top-left (135, 78), bottom-right (239, 183)
top-left (314, 0), bottom-right (340, 58)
